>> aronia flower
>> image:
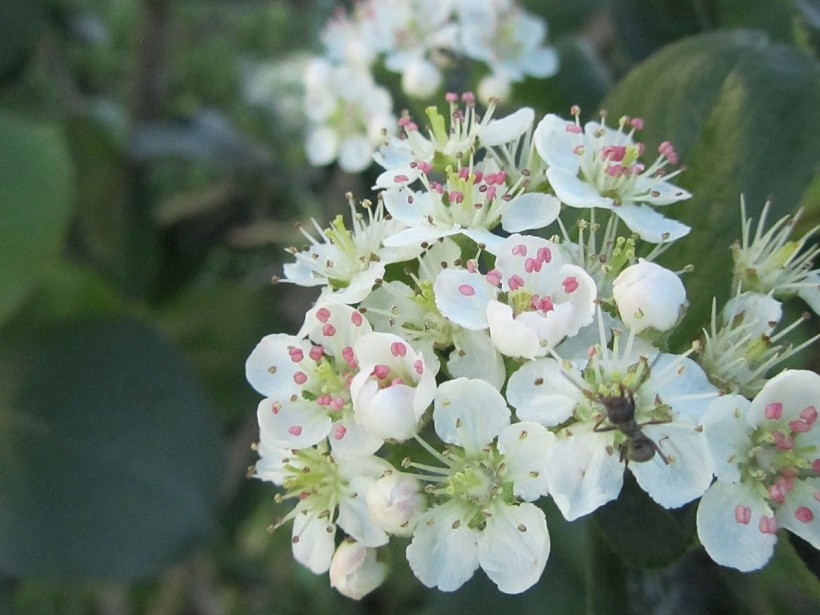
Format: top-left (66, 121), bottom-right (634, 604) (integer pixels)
top-left (697, 370), bottom-right (820, 571)
top-left (533, 107), bottom-right (691, 243)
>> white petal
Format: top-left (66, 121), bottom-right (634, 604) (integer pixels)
top-left (637, 179), bottom-right (692, 206)
top-left (501, 192), bottom-right (562, 233)
top-left (481, 107), bottom-right (535, 146)
top-left (747, 369), bottom-right (820, 427)
top-left (434, 269), bottom-right (495, 331)
top-left (433, 378), bottom-right (510, 456)
top-left (700, 394), bottom-right (752, 483)
top-left (533, 114), bottom-right (581, 172)
top-left (614, 203), bottom-right (691, 243)
top-left (629, 421), bottom-right (714, 508)
top-left (486, 300), bottom-right (540, 359)
top-left (256, 398), bottom-right (331, 449)
top-left (354, 381), bottom-right (420, 441)
top-left (778, 477), bottom-right (820, 550)
top-left (520, 46), bottom-right (559, 78)
top-left (797, 273), bottom-right (820, 315)
top-left (547, 167), bottom-right (612, 209)
top-left (382, 187), bottom-right (430, 227)
top-left (461, 227), bottom-right (507, 255)
top-left (545, 429), bottom-right (624, 521)
top-left (245, 334), bottom-right (311, 398)
top-left (300, 302), bottom-right (372, 355)
top-left (338, 135), bottom-right (375, 173)
top-left (406, 500), bottom-right (479, 592)
top-left (292, 510), bottom-right (336, 574)
top-left (373, 164), bottom-right (423, 189)
top-left (497, 421), bottom-right (555, 501)
top-left (448, 330), bottom-right (506, 391)
top-left (646, 354), bottom-right (718, 422)
top-left (506, 358), bottom-right (583, 426)
top-left (337, 475), bottom-right (390, 548)
top-left (327, 264), bottom-right (387, 304)
top-left (383, 224), bottom-right (458, 249)
top-left (478, 502), bottom-right (550, 594)
top-left (329, 419), bottom-right (383, 459)
top-left (329, 541), bottom-right (388, 600)
top-left (696, 481), bottom-right (776, 572)
top-left (305, 125), bottom-right (339, 166)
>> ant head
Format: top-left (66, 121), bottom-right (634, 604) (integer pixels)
top-left (598, 386), bottom-right (635, 423)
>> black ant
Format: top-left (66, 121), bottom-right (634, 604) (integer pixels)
top-left (593, 384), bottom-right (671, 465)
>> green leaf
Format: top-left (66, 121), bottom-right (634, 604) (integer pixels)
top-left (592, 472), bottom-right (696, 568)
top-left (0, 0), bottom-right (46, 81)
top-left (0, 114), bottom-right (74, 326)
top-left (716, 537), bottom-right (820, 614)
top-left (0, 319), bottom-right (223, 579)
top-left (600, 30), bottom-right (820, 345)
top-left (715, 0), bottom-right (795, 44)
top-left (66, 116), bottom-right (158, 297)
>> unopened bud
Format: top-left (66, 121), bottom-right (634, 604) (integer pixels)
top-left (366, 473), bottom-right (426, 536)
top-left (612, 259), bottom-right (686, 333)
top-left (329, 540), bottom-right (388, 600)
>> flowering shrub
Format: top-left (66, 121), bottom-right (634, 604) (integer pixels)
top-left (246, 92), bottom-right (820, 598)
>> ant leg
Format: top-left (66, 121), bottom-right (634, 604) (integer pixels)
top-left (637, 416), bottom-right (673, 428)
top-left (592, 416), bottom-right (617, 433)
top-left (650, 438), bottom-right (670, 465)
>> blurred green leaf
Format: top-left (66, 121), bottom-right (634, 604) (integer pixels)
top-left (592, 473), bottom-right (696, 568)
top-left (716, 538), bottom-right (820, 614)
top-left (601, 30), bottom-right (820, 345)
top-left (0, 0), bottom-right (46, 81)
top-left (714, 0), bottom-right (795, 44)
top-left (0, 113), bottom-right (73, 327)
top-left (0, 319), bottom-right (223, 579)
top-left (66, 116), bottom-right (158, 297)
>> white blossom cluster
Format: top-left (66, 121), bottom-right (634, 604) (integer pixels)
top-left (247, 95), bottom-right (820, 598)
top-left (294, 0), bottom-right (557, 173)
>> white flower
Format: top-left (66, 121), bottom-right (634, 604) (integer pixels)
top-left (533, 110), bottom-right (691, 243)
top-left (280, 195), bottom-right (414, 304)
top-left (698, 291), bottom-right (816, 396)
top-left (329, 540), bottom-right (389, 600)
top-left (612, 258), bottom-right (687, 333)
top-left (381, 160), bottom-right (561, 253)
top-left (732, 198), bottom-right (820, 314)
top-left (373, 93), bottom-right (499, 185)
top-left (349, 332), bottom-right (438, 441)
top-left (359, 238), bottom-right (507, 389)
top-left (368, 0), bottom-right (458, 99)
top-left (256, 443), bottom-right (391, 574)
top-left (457, 1), bottom-right (558, 85)
top-left (480, 106), bottom-right (548, 190)
top-left (405, 378), bottom-right (553, 593)
top-left (697, 370), bottom-right (820, 571)
top-left (434, 234), bottom-right (596, 358)
top-left (248, 303), bottom-right (381, 458)
top-left (303, 59), bottom-right (396, 173)
top-left (367, 472), bottom-right (427, 536)
top-left (506, 315), bottom-right (719, 520)
top-left (320, 5), bottom-right (381, 68)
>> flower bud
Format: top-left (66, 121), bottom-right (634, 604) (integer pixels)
top-left (401, 58), bottom-right (442, 99)
top-left (723, 292), bottom-right (782, 337)
top-left (366, 473), bottom-right (426, 536)
top-left (477, 73), bottom-right (512, 105)
top-left (612, 259), bottom-right (686, 333)
top-left (329, 540), bottom-right (388, 600)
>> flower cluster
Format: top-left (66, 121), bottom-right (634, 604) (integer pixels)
top-left (247, 95), bottom-right (819, 598)
top-left (290, 0), bottom-right (557, 172)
